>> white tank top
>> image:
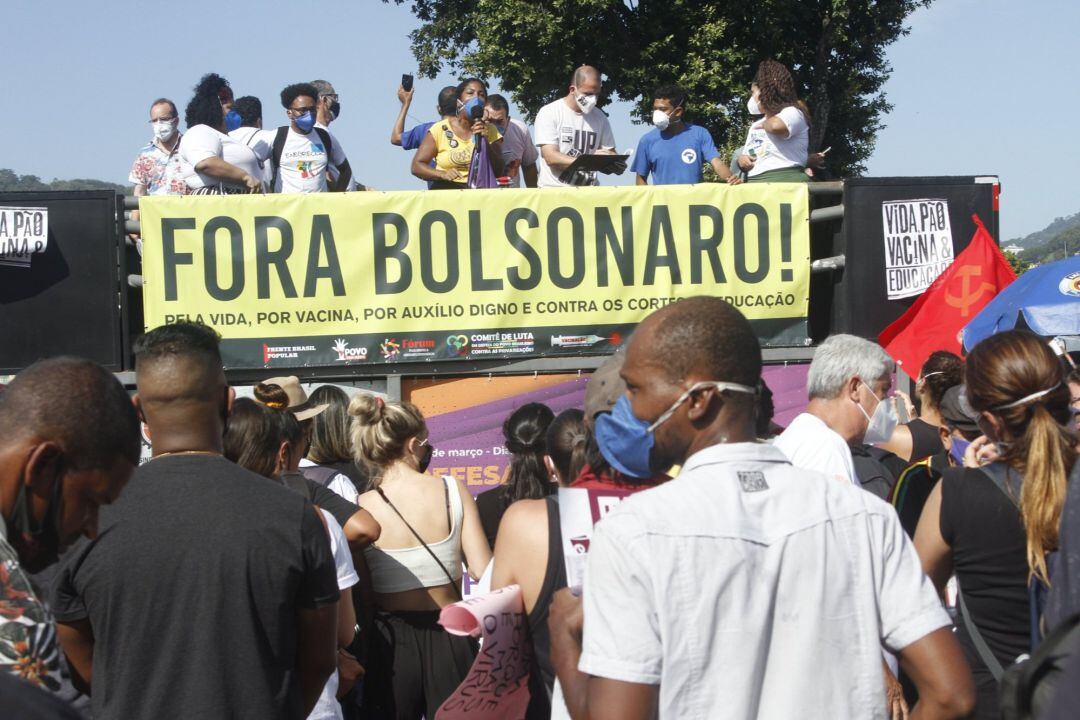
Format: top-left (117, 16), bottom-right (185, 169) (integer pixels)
top-left (364, 476), bottom-right (465, 593)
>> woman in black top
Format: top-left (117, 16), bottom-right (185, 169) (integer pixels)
top-left (476, 402), bottom-right (556, 550)
top-left (881, 350), bottom-right (963, 463)
top-left (915, 331), bottom-right (1076, 719)
top-left (489, 408), bottom-right (584, 720)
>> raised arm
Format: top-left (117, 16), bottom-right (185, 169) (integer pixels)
top-left (391, 85), bottom-right (414, 146)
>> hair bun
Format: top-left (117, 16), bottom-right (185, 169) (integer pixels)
top-left (348, 393), bottom-right (386, 424)
top-left (253, 382), bottom-right (289, 410)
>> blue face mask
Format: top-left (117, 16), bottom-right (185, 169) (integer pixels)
top-left (595, 380), bottom-right (759, 480)
top-left (462, 96), bottom-right (485, 120)
top-left (949, 436), bottom-right (971, 465)
top-left (595, 395), bottom-right (655, 479)
top-left (294, 110), bottom-right (316, 133)
top-left (224, 109), bottom-right (242, 132)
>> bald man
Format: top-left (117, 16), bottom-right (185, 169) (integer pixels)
top-left (534, 65), bottom-right (619, 188)
top-left (0, 357), bottom-right (138, 695)
top-left (548, 297), bottom-right (975, 720)
top-left (52, 323), bottom-right (339, 720)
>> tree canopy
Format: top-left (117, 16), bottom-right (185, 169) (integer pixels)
top-left (388, 0), bottom-right (930, 176)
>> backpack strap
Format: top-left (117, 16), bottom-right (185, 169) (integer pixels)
top-left (270, 126), bottom-right (289, 191)
top-left (979, 462), bottom-right (1022, 510)
top-left (300, 463), bottom-right (340, 487)
top-left (958, 587), bottom-right (1007, 680)
top-left (314, 127), bottom-right (334, 164)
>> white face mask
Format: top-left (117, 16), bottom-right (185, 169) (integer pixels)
top-left (652, 108), bottom-right (671, 131)
top-left (747, 95), bottom-right (761, 115)
top-left (856, 380), bottom-right (898, 445)
top-left (575, 93), bottom-right (597, 114)
top-left (153, 119), bottom-right (177, 142)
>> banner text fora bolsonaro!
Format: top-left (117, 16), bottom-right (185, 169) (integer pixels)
top-left (139, 185), bottom-right (810, 369)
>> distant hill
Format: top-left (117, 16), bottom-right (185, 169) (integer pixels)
top-left (1020, 224), bottom-right (1080, 267)
top-left (1008, 210), bottom-right (1080, 249)
top-left (0, 168), bottom-right (129, 193)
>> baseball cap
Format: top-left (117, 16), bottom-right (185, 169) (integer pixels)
top-left (258, 376), bottom-right (328, 421)
top-left (939, 384), bottom-right (980, 436)
top-left (584, 348), bottom-right (626, 422)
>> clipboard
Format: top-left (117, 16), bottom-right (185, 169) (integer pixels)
top-left (563, 153), bottom-right (629, 176)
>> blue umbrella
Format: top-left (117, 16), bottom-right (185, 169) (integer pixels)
top-left (962, 255), bottom-right (1080, 351)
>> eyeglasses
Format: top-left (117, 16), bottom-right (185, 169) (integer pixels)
top-left (320, 93), bottom-right (339, 101)
top-left (149, 116), bottom-right (177, 123)
top-left (288, 106), bottom-right (316, 115)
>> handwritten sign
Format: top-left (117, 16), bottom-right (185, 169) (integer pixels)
top-left (436, 585), bottom-right (531, 720)
top-left (558, 486), bottom-right (634, 594)
top-left (881, 198), bottom-right (954, 299)
top-left (0, 206), bottom-right (49, 268)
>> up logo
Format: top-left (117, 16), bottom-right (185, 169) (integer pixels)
top-left (1060, 270), bottom-right (1080, 297)
top-left (681, 148), bottom-right (697, 165)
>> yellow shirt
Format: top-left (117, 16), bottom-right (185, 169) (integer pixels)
top-left (429, 120), bottom-right (501, 184)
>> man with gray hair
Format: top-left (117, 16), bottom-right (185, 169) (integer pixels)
top-left (775, 333), bottom-right (897, 486)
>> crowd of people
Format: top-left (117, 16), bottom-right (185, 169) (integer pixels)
top-left (127, 59), bottom-right (821, 206)
top-left (2, 295), bottom-right (1079, 719)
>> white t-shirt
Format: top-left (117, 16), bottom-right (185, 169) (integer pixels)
top-left (299, 458), bottom-right (358, 505)
top-left (743, 105), bottom-right (809, 176)
top-left (773, 412), bottom-right (858, 485)
top-left (534, 97), bottom-right (616, 188)
top-left (179, 124), bottom-right (263, 191)
top-left (499, 118), bottom-right (539, 188)
top-left (309, 509), bottom-right (359, 720)
top-left (228, 127), bottom-right (275, 184)
top-left (579, 442), bottom-right (950, 720)
top-left (315, 122), bottom-right (357, 191)
top-left (274, 126), bottom-right (347, 193)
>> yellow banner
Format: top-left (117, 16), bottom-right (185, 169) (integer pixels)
top-left (140, 184), bottom-right (808, 367)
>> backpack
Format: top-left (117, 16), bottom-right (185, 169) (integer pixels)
top-left (1000, 612), bottom-right (1080, 719)
top-left (270, 125), bottom-right (334, 191)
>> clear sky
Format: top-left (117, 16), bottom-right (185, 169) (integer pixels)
top-left (2, 0), bottom-right (1075, 241)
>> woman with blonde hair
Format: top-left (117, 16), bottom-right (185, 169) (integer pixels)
top-left (915, 330), bottom-right (1077, 719)
top-left (349, 394), bottom-right (490, 720)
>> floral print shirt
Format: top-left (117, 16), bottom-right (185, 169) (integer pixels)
top-left (0, 534), bottom-right (61, 692)
top-left (128, 135), bottom-right (190, 195)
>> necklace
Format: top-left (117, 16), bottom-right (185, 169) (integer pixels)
top-left (150, 450), bottom-right (222, 461)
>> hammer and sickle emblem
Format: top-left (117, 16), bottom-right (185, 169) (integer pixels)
top-left (944, 265), bottom-right (996, 317)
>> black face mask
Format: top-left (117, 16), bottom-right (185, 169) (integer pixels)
top-left (329, 101), bottom-right (341, 120)
top-left (9, 473), bottom-right (64, 573)
top-left (419, 444), bottom-right (434, 473)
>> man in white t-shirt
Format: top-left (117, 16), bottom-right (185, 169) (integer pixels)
top-left (485, 94), bottom-right (538, 188)
top-left (547, 297), bottom-right (975, 720)
top-left (774, 334), bottom-right (898, 487)
top-left (270, 83), bottom-right (352, 193)
top-left (534, 66), bottom-right (620, 188)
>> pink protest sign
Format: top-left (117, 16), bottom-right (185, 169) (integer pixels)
top-left (436, 585), bottom-right (532, 720)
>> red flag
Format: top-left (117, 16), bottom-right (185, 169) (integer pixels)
top-left (878, 214), bottom-right (1016, 376)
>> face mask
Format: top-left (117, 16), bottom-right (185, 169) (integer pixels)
top-left (575, 93), bottom-right (597, 114)
top-left (595, 381), bottom-right (758, 479)
top-left (224, 109), bottom-right (242, 132)
top-left (857, 380), bottom-right (899, 445)
top-left (462, 97), bottom-right (485, 121)
top-left (652, 109), bottom-right (671, 131)
top-left (948, 436), bottom-right (971, 465)
top-left (747, 96), bottom-right (761, 115)
top-left (294, 110), bottom-right (316, 133)
top-left (329, 101), bottom-right (341, 120)
top-left (153, 120), bottom-right (177, 141)
top-left (8, 475), bottom-right (63, 573)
